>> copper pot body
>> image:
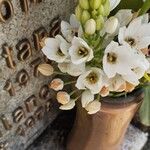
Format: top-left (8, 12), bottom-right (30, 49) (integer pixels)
top-left (67, 89), bottom-right (144, 150)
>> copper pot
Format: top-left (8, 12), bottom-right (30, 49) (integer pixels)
top-left (67, 89), bottom-right (144, 150)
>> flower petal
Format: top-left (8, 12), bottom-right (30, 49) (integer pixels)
top-left (59, 100), bottom-right (75, 110)
top-left (81, 90), bottom-right (94, 108)
top-left (110, 0), bottom-right (121, 11)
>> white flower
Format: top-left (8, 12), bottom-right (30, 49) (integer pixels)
top-left (110, 0), bottom-right (121, 11)
top-left (115, 9), bottom-right (133, 27)
top-left (147, 58), bottom-right (150, 74)
top-left (42, 35), bottom-right (70, 63)
top-left (49, 78), bottom-right (64, 91)
top-left (61, 14), bottom-right (80, 42)
top-left (57, 91), bottom-right (70, 105)
top-left (58, 61), bottom-right (85, 76)
top-left (118, 14), bottom-right (150, 50)
top-left (103, 41), bottom-right (149, 79)
top-left (59, 100), bottom-right (76, 110)
top-left (85, 19), bottom-right (96, 35)
top-left (85, 100), bottom-right (101, 115)
top-left (108, 75), bottom-right (126, 92)
top-left (100, 86), bottom-right (110, 97)
top-left (76, 67), bottom-right (107, 94)
top-left (69, 37), bottom-right (94, 64)
top-left (81, 90), bottom-right (94, 108)
top-left (104, 16), bottom-right (119, 34)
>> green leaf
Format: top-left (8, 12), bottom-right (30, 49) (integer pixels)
top-left (139, 86), bottom-right (150, 126)
top-left (139, 0), bottom-right (150, 15)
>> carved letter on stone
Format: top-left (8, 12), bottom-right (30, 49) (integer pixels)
top-left (25, 117), bottom-right (35, 128)
top-left (30, 57), bottom-right (42, 77)
top-left (13, 107), bottom-right (26, 123)
top-left (34, 107), bottom-right (44, 120)
top-left (0, 115), bottom-right (12, 130)
top-left (33, 27), bottom-right (48, 51)
top-left (25, 95), bottom-right (37, 113)
top-left (39, 85), bottom-right (51, 100)
top-left (16, 69), bottom-right (29, 86)
top-left (16, 39), bottom-right (32, 61)
top-left (45, 100), bottom-right (51, 112)
top-left (3, 80), bottom-right (15, 96)
top-left (16, 125), bottom-right (25, 136)
top-left (50, 17), bottom-right (61, 37)
top-left (2, 44), bottom-right (16, 69)
top-left (0, 0), bottom-right (14, 23)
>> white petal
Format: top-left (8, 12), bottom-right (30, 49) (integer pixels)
top-left (137, 36), bottom-right (150, 50)
top-left (67, 63), bottom-right (86, 76)
top-left (76, 74), bottom-right (86, 90)
top-left (58, 63), bottom-right (68, 73)
top-left (70, 14), bottom-right (80, 29)
top-left (110, 0), bottom-right (121, 11)
top-left (118, 26), bottom-right (127, 45)
top-left (44, 38), bottom-right (59, 48)
top-left (115, 9), bottom-right (133, 27)
top-left (59, 100), bottom-right (75, 110)
top-left (81, 90), bottom-right (94, 108)
top-left (85, 101), bottom-right (101, 115)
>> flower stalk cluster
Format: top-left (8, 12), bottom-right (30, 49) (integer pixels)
top-left (76, 0), bottom-right (110, 35)
top-left (39, 0), bottom-right (150, 115)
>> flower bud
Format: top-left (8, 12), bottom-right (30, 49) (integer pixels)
top-left (38, 64), bottom-right (54, 76)
top-left (81, 10), bottom-right (91, 24)
top-left (75, 5), bottom-right (83, 21)
top-left (103, 0), bottom-right (110, 16)
top-left (105, 16), bottom-right (119, 34)
top-left (98, 5), bottom-right (105, 16)
top-left (49, 78), bottom-right (64, 91)
top-left (79, 0), bottom-right (89, 10)
top-left (90, 0), bottom-right (102, 10)
top-left (57, 91), bottom-right (70, 105)
top-left (91, 10), bottom-right (98, 19)
top-left (85, 19), bottom-right (96, 35)
top-left (96, 15), bottom-right (104, 30)
top-left (85, 100), bottom-right (101, 114)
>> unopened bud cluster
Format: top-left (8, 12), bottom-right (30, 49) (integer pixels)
top-left (75, 0), bottom-right (110, 35)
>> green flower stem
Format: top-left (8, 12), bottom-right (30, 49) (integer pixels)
top-left (64, 81), bottom-right (76, 86)
top-left (139, 0), bottom-right (150, 15)
top-left (69, 89), bottom-right (79, 96)
top-left (54, 71), bottom-right (68, 76)
top-left (74, 95), bottom-right (82, 101)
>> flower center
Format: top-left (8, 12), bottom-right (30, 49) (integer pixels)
top-left (107, 52), bottom-right (117, 64)
top-left (78, 47), bottom-right (88, 57)
top-left (125, 37), bottom-right (136, 46)
top-left (86, 72), bottom-right (98, 84)
top-left (57, 49), bottom-right (65, 56)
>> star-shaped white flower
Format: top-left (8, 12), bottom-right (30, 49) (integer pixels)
top-left (69, 37), bottom-right (94, 64)
top-left (58, 61), bottom-right (85, 76)
top-left (61, 14), bottom-right (81, 42)
top-left (76, 67), bottom-right (107, 94)
top-left (110, 0), bottom-right (121, 11)
top-left (103, 41), bottom-right (149, 80)
top-left (118, 14), bottom-right (150, 50)
top-left (42, 35), bottom-right (70, 63)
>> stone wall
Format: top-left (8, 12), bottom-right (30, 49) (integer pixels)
top-left (0, 0), bottom-right (75, 149)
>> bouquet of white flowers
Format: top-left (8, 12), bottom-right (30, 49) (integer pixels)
top-left (39, 0), bottom-right (150, 115)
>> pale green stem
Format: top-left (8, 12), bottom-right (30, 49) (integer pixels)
top-left (64, 81), bottom-right (76, 86)
top-left (69, 89), bottom-right (79, 96)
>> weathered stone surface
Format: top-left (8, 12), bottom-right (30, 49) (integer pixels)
top-left (0, 0), bottom-right (75, 149)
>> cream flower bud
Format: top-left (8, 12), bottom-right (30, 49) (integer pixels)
top-left (57, 91), bottom-right (70, 105)
top-left (96, 15), bottom-right (104, 31)
top-left (85, 100), bottom-right (101, 114)
top-left (85, 19), bottom-right (96, 35)
top-left (79, 0), bottom-right (89, 10)
top-left (49, 78), bottom-right (64, 91)
top-left (38, 64), bottom-right (54, 76)
top-left (59, 100), bottom-right (75, 110)
top-left (105, 16), bottom-right (119, 34)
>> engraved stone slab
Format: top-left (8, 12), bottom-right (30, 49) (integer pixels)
top-left (0, 0), bottom-right (75, 149)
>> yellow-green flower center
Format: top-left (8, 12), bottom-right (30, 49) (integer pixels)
top-left (125, 37), bottom-right (136, 46)
top-left (107, 52), bottom-right (117, 64)
top-left (86, 72), bottom-right (98, 84)
top-left (57, 49), bottom-right (65, 56)
top-left (78, 46), bottom-right (88, 57)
